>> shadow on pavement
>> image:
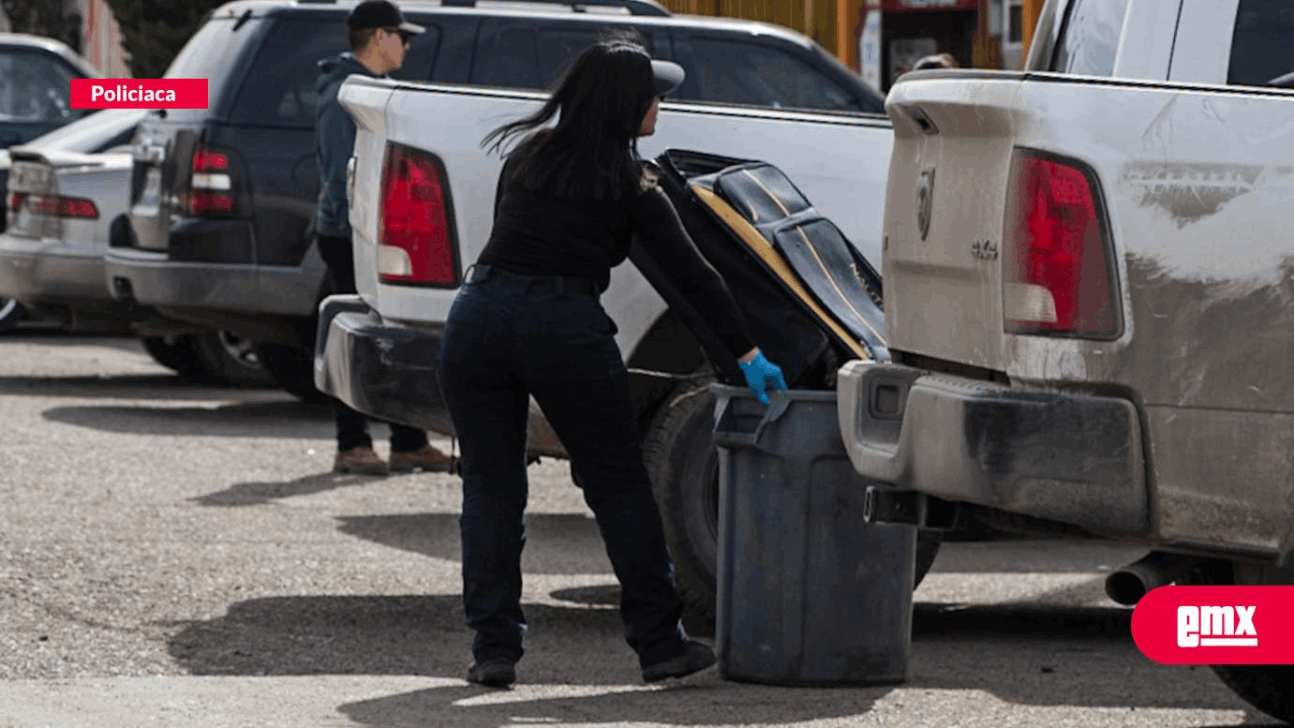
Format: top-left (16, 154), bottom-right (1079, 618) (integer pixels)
top-left (1, 327), bottom-right (134, 342)
top-left (41, 400), bottom-right (334, 438)
top-left (165, 588), bottom-right (1263, 720)
top-left (193, 471), bottom-right (389, 507)
top-left (0, 372), bottom-right (281, 401)
top-left (336, 513), bottom-right (614, 576)
top-left (167, 593), bottom-right (632, 684)
top-left (167, 593), bottom-right (891, 726)
top-left (913, 600), bottom-right (1130, 642)
top-left (338, 678), bottom-right (890, 728)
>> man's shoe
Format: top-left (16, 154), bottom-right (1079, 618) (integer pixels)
top-left (333, 446), bottom-right (389, 476)
top-left (388, 444), bottom-right (456, 474)
top-left (467, 658), bottom-right (516, 688)
top-left (642, 640), bottom-right (717, 683)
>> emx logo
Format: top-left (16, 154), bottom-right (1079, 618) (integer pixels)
top-left (1177, 605), bottom-right (1257, 647)
top-left (1133, 586), bottom-right (1294, 664)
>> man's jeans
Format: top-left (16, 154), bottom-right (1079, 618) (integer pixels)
top-left (438, 265), bottom-right (688, 667)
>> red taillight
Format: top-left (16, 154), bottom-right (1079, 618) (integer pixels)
top-left (192, 148), bottom-right (228, 172)
top-left (188, 145), bottom-right (235, 216)
top-left (1003, 152), bottom-right (1118, 337)
top-left (190, 190), bottom-right (235, 215)
top-left (378, 144), bottom-right (456, 285)
top-left (13, 193), bottom-right (98, 219)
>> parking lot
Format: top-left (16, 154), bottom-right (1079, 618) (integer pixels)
top-left (0, 326), bottom-right (1274, 727)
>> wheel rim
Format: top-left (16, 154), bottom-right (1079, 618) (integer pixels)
top-left (217, 330), bottom-right (262, 370)
top-left (0, 298), bottom-right (20, 320)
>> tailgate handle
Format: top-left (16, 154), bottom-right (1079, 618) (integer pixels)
top-left (908, 106), bottom-right (938, 135)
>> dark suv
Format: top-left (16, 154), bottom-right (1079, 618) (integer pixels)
top-left (107, 0), bottom-right (884, 397)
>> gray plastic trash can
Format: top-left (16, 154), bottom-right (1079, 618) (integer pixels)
top-left (711, 384), bottom-right (916, 686)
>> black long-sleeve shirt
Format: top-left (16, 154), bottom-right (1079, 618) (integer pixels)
top-left (477, 154), bottom-right (757, 359)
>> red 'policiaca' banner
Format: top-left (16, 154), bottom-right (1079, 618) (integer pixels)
top-left (70, 79), bottom-right (208, 109)
top-left (1132, 586), bottom-right (1294, 664)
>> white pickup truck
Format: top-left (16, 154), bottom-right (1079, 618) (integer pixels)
top-left (837, 0), bottom-right (1294, 720)
top-left (315, 75), bottom-right (903, 622)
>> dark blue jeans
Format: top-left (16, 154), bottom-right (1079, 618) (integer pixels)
top-left (438, 266), bottom-right (688, 668)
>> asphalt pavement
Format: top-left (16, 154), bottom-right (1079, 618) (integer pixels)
top-left (0, 329), bottom-right (1279, 727)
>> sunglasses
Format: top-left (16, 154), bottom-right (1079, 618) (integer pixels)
top-left (384, 27), bottom-right (414, 45)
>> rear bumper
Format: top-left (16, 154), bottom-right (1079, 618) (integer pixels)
top-left (315, 294), bottom-right (456, 437)
top-left (836, 360), bottom-right (1149, 537)
top-left (0, 234), bottom-right (108, 303)
top-left (103, 246), bottom-right (323, 317)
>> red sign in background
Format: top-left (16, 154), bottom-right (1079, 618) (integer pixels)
top-left (1132, 586), bottom-right (1294, 665)
top-left (70, 79), bottom-right (208, 109)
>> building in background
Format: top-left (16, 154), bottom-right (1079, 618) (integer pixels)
top-left (658, 0), bottom-right (1047, 94)
top-left (76, 0), bottom-right (130, 77)
top-left (657, 0), bottom-right (871, 80)
top-left (0, 0), bottom-right (129, 77)
top-left (863, 0), bottom-right (978, 89)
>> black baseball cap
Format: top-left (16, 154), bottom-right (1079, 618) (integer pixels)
top-left (347, 0), bottom-right (425, 36)
top-left (652, 60), bottom-right (684, 97)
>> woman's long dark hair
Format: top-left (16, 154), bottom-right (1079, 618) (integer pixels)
top-left (481, 34), bottom-right (656, 200)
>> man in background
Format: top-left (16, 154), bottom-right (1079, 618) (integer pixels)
top-left (315, 0), bottom-right (454, 476)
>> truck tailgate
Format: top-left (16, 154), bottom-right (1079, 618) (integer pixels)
top-left (885, 70), bottom-right (1294, 414)
top-left (882, 72), bottom-right (1023, 373)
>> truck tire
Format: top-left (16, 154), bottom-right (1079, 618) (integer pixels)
top-left (1188, 560), bottom-right (1294, 724)
top-left (642, 382), bottom-right (942, 626)
top-left (255, 342), bottom-right (331, 403)
top-left (140, 334), bottom-right (206, 378)
top-left (0, 298), bottom-right (25, 333)
top-left (191, 331), bottom-right (275, 388)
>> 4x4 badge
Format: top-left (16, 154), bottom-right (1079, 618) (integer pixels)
top-left (916, 169), bottom-right (935, 241)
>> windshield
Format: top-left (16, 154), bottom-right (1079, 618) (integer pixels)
top-left (0, 48), bottom-right (82, 123)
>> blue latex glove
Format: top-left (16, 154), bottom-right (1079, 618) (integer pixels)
top-left (739, 351), bottom-right (788, 405)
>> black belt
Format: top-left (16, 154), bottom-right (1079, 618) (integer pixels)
top-left (465, 264), bottom-right (599, 297)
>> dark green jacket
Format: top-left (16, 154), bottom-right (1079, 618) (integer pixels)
top-left (315, 53), bottom-right (381, 237)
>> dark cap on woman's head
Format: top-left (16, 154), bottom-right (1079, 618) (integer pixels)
top-left (599, 38), bottom-right (684, 97)
top-left (652, 60), bottom-right (684, 96)
top-left (347, 0), bottom-right (425, 35)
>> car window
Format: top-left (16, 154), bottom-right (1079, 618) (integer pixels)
top-left (536, 28), bottom-right (610, 86)
top-left (672, 37), bottom-right (864, 113)
top-left (472, 23), bottom-right (661, 91)
top-left (472, 26), bottom-right (543, 89)
top-left (165, 17), bottom-right (262, 85)
top-left (1228, 0), bottom-right (1294, 87)
top-left (161, 16), bottom-right (269, 122)
top-left (231, 17), bottom-right (440, 128)
top-left (0, 50), bottom-right (81, 123)
top-left (1049, 0), bottom-right (1130, 77)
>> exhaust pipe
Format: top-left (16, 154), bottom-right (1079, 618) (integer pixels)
top-left (1105, 551), bottom-right (1202, 606)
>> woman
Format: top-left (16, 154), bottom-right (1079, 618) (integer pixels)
top-left (437, 37), bottom-right (787, 689)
